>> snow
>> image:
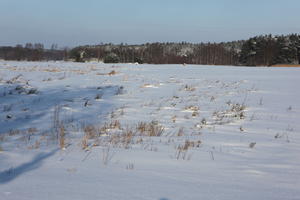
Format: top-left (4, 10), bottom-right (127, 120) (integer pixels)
top-left (0, 61), bottom-right (299, 200)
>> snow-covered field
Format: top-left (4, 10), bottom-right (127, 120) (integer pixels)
top-left (0, 61), bottom-right (299, 200)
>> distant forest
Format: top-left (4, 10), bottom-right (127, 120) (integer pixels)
top-left (1, 34), bottom-right (299, 66)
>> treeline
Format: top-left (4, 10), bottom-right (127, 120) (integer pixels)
top-left (1, 34), bottom-right (299, 66)
top-left (69, 41), bottom-right (242, 65)
top-left (0, 43), bottom-right (67, 61)
top-left (239, 34), bottom-right (300, 66)
top-left (68, 34), bottom-right (300, 66)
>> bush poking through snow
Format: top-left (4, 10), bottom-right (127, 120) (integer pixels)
top-left (174, 140), bottom-right (201, 160)
top-left (137, 121), bottom-right (164, 137)
top-left (249, 142), bottom-right (256, 148)
top-left (95, 93), bottom-right (103, 100)
top-left (81, 125), bottom-right (99, 150)
top-left (26, 88), bottom-right (38, 95)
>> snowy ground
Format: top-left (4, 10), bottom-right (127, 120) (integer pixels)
top-left (0, 61), bottom-right (299, 200)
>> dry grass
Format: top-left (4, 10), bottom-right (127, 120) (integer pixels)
top-left (272, 64), bottom-right (300, 67)
top-left (81, 134), bottom-right (89, 150)
top-left (122, 127), bottom-right (134, 149)
top-left (137, 122), bottom-right (147, 133)
top-left (183, 84), bottom-right (196, 92)
top-left (108, 70), bottom-right (117, 75)
top-left (212, 102), bottom-right (246, 125)
top-left (81, 124), bottom-right (102, 150)
top-left (59, 124), bottom-right (66, 150)
top-left (185, 105), bottom-right (199, 112)
top-left (79, 120), bottom-right (165, 150)
top-left (183, 140), bottom-right (201, 149)
top-left (175, 139), bottom-right (201, 160)
top-left (96, 72), bottom-right (107, 76)
top-left (84, 125), bottom-right (98, 139)
top-left (44, 68), bottom-right (62, 73)
top-left (53, 105), bottom-right (61, 139)
top-left (174, 145), bottom-right (189, 160)
top-left (141, 84), bottom-right (154, 88)
top-left (137, 121), bottom-right (164, 137)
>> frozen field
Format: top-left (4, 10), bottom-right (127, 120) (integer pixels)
top-left (0, 61), bottom-right (299, 200)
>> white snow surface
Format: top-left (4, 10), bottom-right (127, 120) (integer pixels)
top-left (0, 61), bottom-right (299, 200)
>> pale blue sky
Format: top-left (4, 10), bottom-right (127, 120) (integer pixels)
top-left (0, 0), bottom-right (299, 47)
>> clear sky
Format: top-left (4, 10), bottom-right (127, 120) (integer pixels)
top-left (0, 0), bottom-right (299, 48)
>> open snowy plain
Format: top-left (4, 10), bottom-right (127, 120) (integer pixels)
top-left (0, 61), bottom-right (299, 200)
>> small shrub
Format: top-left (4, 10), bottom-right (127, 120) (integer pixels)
top-left (83, 125), bottom-right (98, 139)
top-left (81, 134), bottom-right (89, 150)
top-left (6, 115), bottom-right (13, 119)
top-left (136, 121), bottom-right (164, 137)
top-left (192, 111), bottom-right (199, 117)
top-left (95, 94), bottom-right (103, 100)
top-left (201, 118), bottom-right (207, 125)
top-left (249, 142), bottom-right (256, 148)
top-left (26, 88), bottom-right (38, 95)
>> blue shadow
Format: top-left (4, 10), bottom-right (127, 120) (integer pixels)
top-left (0, 149), bottom-right (58, 184)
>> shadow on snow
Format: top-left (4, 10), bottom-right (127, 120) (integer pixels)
top-left (0, 149), bottom-right (58, 184)
top-left (0, 85), bottom-right (122, 134)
